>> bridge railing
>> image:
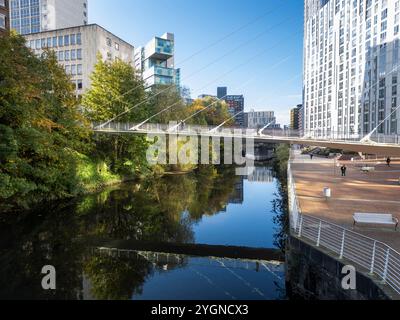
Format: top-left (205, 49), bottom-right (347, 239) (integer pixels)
top-left (288, 156), bottom-right (400, 295)
top-left (92, 122), bottom-right (400, 145)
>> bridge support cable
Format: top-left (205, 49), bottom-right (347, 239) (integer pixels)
top-left (95, 10), bottom-right (293, 130)
top-left (257, 121), bottom-right (276, 136)
top-left (132, 52), bottom-right (292, 133)
top-left (361, 104), bottom-right (400, 144)
top-left (208, 111), bottom-right (244, 133)
top-left (166, 54), bottom-right (294, 131)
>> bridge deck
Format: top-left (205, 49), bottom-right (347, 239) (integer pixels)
top-left (291, 151), bottom-right (400, 252)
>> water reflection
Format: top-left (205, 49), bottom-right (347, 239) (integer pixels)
top-left (82, 249), bottom-right (285, 301)
top-left (0, 164), bottom-right (288, 300)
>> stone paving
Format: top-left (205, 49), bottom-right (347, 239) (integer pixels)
top-left (291, 150), bottom-right (400, 252)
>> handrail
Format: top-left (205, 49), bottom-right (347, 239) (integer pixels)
top-left (288, 151), bottom-right (400, 295)
top-left (91, 122), bottom-right (400, 146)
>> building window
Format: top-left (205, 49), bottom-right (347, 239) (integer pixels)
top-left (77, 64), bottom-right (82, 75)
top-left (64, 35), bottom-right (70, 46)
top-left (76, 33), bottom-right (82, 45)
top-left (115, 43), bottom-right (119, 51)
top-left (77, 79), bottom-right (83, 90)
top-left (106, 37), bottom-right (112, 46)
top-left (70, 34), bottom-right (76, 45)
top-left (58, 36), bottom-right (63, 47)
top-left (77, 49), bottom-right (82, 60)
top-left (64, 50), bottom-right (70, 61)
top-left (71, 64), bottom-right (76, 76)
top-left (71, 49), bottom-right (76, 60)
top-left (0, 14), bottom-right (5, 30)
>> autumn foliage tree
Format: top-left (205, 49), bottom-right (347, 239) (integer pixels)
top-left (187, 96), bottom-right (234, 126)
top-left (0, 33), bottom-right (91, 211)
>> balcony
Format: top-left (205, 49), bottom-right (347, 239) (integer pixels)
top-left (143, 65), bottom-right (174, 79)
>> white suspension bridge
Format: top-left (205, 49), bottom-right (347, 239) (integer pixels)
top-left (93, 121), bottom-right (400, 157)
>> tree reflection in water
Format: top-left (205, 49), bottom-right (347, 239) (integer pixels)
top-left (0, 164), bottom-right (287, 300)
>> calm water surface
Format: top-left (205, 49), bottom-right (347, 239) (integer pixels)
top-left (0, 165), bottom-right (287, 300)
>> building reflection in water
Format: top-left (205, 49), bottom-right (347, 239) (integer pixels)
top-left (227, 167), bottom-right (274, 205)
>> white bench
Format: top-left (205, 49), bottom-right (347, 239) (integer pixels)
top-left (361, 166), bottom-right (375, 173)
top-left (353, 213), bottom-right (398, 230)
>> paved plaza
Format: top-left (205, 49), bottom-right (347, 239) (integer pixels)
top-left (291, 151), bottom-right (400, 252)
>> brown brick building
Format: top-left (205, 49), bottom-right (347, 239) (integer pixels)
top-left (0, 0), bottom-right (9, 35)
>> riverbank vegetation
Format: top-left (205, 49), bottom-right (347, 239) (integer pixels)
top-left (0, 33), bottom-right (234, 212)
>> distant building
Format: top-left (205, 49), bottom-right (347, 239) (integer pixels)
top-left (0, 0), bottom-right (9, 34)
top-left (198, 94), bottom-right (217, 99)
top-left (226, 95), bottom-right (245, 127)
top-left (134, 32), bottom-right (180, 89)
top-left (184, 98), bottom-right (194, 105)
top-left (24, 24), bottom-right (135, 96)
top-left (10, 0), bottom-right (88, 35)
top-left (289, 105), bottom-right (301, 130)
top-left (217, 87), bottom-right (227, 99)
top-left (245, 110), bottom-right (276, 129)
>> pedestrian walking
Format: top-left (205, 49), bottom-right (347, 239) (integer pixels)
top-left (387, 157), bottom-right (391, 167)
top-left (341, 165), bottom-right (347, 177)
top-left (310, 153), bottom-right (314, 160)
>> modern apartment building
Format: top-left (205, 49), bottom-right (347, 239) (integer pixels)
top-left (226, 95), bottom-right (245, 127)
top-left (10, 0), bottom-right (88, 35)
top-left (0, 0), bottom-right (9, 34)
top-left (245, 110), bottom-right (276, 129)
top-left (304, 0), bottom-right (400, 137)
top-left (134, 32), bottom-right (180, 89)
top-left (24, 24), bottom-right (134, 96)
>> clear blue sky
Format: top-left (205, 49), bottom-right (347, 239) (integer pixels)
top-left (89, 0), bottom-right (304, 125)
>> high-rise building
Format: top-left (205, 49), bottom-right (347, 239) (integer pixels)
top-left (245, 110), bottom-right (276, 129)
top-left (290, 104), bottom-right (303, 131)
top-left (10, 0), bottom-right (88, 35)
top-left (226, 95), bottom-right (245, 127)
top-left (298, 104), bottom-right (305, 134)
top-left (134, 33), bottom-right (180, 89)
top-left (217, 87), bottom-right (227, 99)
top-left (24, 24), bottom-right (134, 96)
top-left (0, 0), bottom-right (9, 34)
top-left (304, 0), bottom-right (400, 138)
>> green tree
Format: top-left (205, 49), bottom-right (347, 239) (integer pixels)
top-left (146, 84), bottom-right (190, 124)
top-left (82, 56), bottom-right (150, 176)
top-left (0, 33), bottom-right (90, 211)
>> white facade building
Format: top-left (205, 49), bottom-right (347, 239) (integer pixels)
top-left (10, 0), bottom-right (88, 35)
top-left (245, 110), bottom-right (276, 129)
top-left (24, 24), bottom-right (135, 95)
top-left (134, 32), bottom-right (180, 89)
top-left (304, 0), bottom-right (400, 138)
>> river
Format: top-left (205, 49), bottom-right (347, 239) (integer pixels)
top-left (0, 164), bottom-right (288, 300)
